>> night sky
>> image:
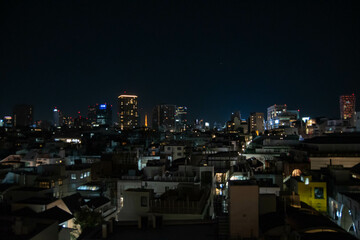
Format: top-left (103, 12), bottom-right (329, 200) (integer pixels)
top-left (1, 1), bottom-right (360, 124)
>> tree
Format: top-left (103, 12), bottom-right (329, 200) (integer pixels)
top-left (74, 208), bottom-right (103, 232)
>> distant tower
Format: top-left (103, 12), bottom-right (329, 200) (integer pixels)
top-left (340, 94), bottom-right (356, 125)
top-left (96, 104), bottom-right (112, 126)
top-left (118, 94), bottom-right (139, 130)
top-left (145, 113), bottom-right (148, 127)
top-left (152, 104), bottom-right (176, 132)
top-left (175, 106), bottom-right (188, 132)
top-left (53, 107), bottom-right (62, 127)
top-left (13, 104), bottom-right (33, 127)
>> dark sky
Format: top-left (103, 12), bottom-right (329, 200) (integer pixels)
top-left (1, 1), bottom-right (360, 124)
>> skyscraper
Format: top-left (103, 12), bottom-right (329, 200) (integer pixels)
top-left (96, 104), bottom-right (112, 126)
top-left (175, 106), bottom-right (188, 132)
top-left (53, 107), bottom-right (62, 127)
top-left (118, 95), bottom-right (139, 130)
top-left (340, 94), bottom-right (356, 122)
top-left (87, 105), bottom-right (97, 126)
top-left (88, 104), bottom-right (112, 126)
top-left (13, 104), bottom-right (33, 127)
top-left (152, 104), bottom-right (176, 132)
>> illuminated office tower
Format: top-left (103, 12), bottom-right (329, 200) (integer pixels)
top-left (88, 104), bottom-right (112, 126)
top-left (340, 94), bottom-right (356, 125)
top-left (13, 104), bottom-right (33, 127)
top-left (118, 95), bottom-right (139, 130)
top-left (96, 104), bottom-right (112, 126)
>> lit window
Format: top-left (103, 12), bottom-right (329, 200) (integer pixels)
top-left (120, 197), bottom-right (124, 208)
top-left (80, 173), bottom-right (84, 179)
top-left (39, 181), bottom-right (50, 189)
top-left (71, 174), bottom-right (76, 180)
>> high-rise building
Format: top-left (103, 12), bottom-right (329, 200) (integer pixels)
top-left (340, 94), bottom-right (356, 124)
top-left (87, 105), bottom-right (97, 126)
top-left (175, 106), bottom-right (187, 132)
top-left (53, 107), bottom-right (63, 127)
top-left (152, 104), bottom-right (176, 132)
top-left (248, 112), bottom-right (264, 135)
top-left (13, 104), bottom-right (33, 127)
top-left (118, 95), bottom-right (139, 130)
top-left (96, 104), bottom-right (112, 126)
top-left (266, 104), bottom-right (298, 130)
top-left (88, 104), bottom-right (112, 126)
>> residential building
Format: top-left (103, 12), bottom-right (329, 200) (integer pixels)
top-left (340, 94), bottom-right (356, 126)
top-left (118, 95), bottom-right (139, 130)
top-left (249, 112), bottom-right (265, 135)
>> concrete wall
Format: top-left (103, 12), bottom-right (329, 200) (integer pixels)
top-left (118, 190), bottom-right (151, 221)
top-left (229, 184), bottom-right (259, 239)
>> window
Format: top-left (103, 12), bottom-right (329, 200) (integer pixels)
top-left (71, 174), bottom-right (76, 180)
top-left (120, 197), bottom-right (124, 208)
top-left (80, 173), bottom-right (84, 179)
top-left (141, 196), bottom-right (147, 207)
top-left (314, 187), bottom-right (324, 199)
top-left (58, 179), bottom-right (63, 186)
top-left (39, 181), bottom-right (50, 189)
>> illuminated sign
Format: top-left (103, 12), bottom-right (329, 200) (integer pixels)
top-left (302, 117), bottom-right (310, 123)
top-left (99, 104), bottom-right (106, 109)
top-left (118, 95), bottom-right (137, 98)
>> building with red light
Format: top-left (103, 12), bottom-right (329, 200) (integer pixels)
top-left (340, 94), bottom-right (356, 125)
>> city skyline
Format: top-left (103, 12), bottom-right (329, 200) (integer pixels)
top-left (2, 2), bottom-right (360, 239)
top-left (1, 1), bottom-right (359, 123)
top-left (0, 91), bottom-right (358, 125)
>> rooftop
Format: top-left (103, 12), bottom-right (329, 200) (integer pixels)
top-left (303, 134), bottom-right (360, 144)
top-left (15, 197), bottom-right (56, 205)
